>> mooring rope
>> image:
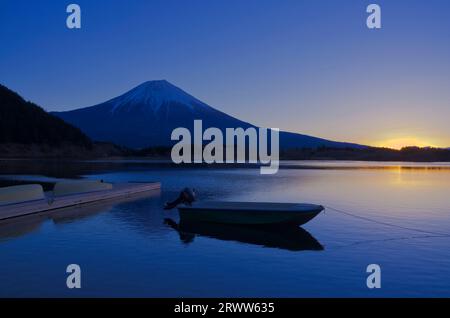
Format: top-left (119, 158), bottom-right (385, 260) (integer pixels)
top-left (324, 205), bottom-right (450, 237)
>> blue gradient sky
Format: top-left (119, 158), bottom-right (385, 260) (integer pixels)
top-left (1, 0), bottom-right (450, 148)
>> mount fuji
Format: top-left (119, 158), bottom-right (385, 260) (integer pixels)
top-left (52, 80), bottom-right (363, 149)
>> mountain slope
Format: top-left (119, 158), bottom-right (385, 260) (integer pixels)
top-left (53, 80), bottom-right (364, 149)
top-left (0, 84), bottom-right (92, 148)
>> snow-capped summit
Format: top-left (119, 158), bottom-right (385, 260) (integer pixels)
top-left (52, 80), bottom-right (252, 148)
top-left (107, 80), bottom-right (209, 113)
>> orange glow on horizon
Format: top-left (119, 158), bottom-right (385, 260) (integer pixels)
top-left (372, 137), bottom-right (438, 150)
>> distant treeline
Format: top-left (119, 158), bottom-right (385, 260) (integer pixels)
top-left (0, 84), bottom-right (92, 148)
top-left (280, 146), bottom-right (450, 162)
top-left (131, 145), bottom-right (450, 162)
top-left (134, 146), bottom-right (173, 157)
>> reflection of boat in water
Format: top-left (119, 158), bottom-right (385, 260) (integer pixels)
top-left (0, 190), bottom-right (160, 240)
top-left (165, 218), bottom-right (324, 251)
top-left (0, 214), bottom-right (47, 241)
top-left (51, 190), bottom-right (158, 224)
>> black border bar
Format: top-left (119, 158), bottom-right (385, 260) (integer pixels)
top-left (1, 298), bottom-right (448, 314)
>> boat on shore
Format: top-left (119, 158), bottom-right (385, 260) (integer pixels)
top-left (177, 201), bottom-right (324, 226)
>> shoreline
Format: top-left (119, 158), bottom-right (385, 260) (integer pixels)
top-left (2, 156), bottom-right (450, 164)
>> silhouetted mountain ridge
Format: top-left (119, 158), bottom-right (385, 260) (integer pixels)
top-left (53, 80), bottom-right (365, 149)
top-left (0, 84), bottom-right (92, 148)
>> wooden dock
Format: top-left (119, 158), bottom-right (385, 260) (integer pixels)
top-left (0, 182), bottom-right (160, 221)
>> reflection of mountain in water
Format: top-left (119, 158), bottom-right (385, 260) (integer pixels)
top-left (165, 219), bottom-right (324, 252)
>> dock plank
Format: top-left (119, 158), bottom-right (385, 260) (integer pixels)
top-left (0, 182), bottom-right (160, 220)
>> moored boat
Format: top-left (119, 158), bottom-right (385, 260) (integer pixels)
top-left (177, 201), bottom-right (324, 226)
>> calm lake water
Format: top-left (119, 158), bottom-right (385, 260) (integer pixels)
top-left (0, 160), bottom-right (449, 297)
